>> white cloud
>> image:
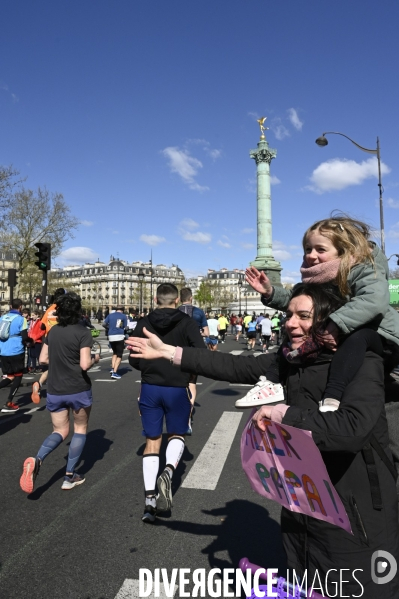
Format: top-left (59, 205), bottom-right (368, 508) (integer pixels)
top-left (205, 148), bottom-right (222, 160)
top-left (0, 83), bottom-right (19, 103)
top-left (80, 220), bottom-right (94, 227)
top-left (271, 118), bottom-right (290, 141)
top-left (181, 231), bottom-right (212, 244)
top-left (186, 139), bottom-right (222, 161)
top-left (178, 219), bottom-right (210, 243)
top-left (270, 175), bottom-right (281, 185)
top-left (217, 240), bottom-right (231, 248)
top-left (273, 241), bottom-right (292, 261)
top-left (241, 242), bottom-right (255, 250)
top-left (162, 146), bottom-right (209, 192)
top-left (59, 247), bottom-right (98, 264)
top-left (140, 234), bottom-right (166, 246)
top-left (281, 271), bottom-right (301, 284)
top-left (387, 198), bottom-right (399, 209)
top-left (241, 228), bottom-right (254, 234)
top-left (307, 157), bottom-right (391, 194)
top-left (179, 218), bottom-right (199, 230)
top-left (287, 108), bottom-right (303, 131)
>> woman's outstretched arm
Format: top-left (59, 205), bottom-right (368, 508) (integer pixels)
top-left (127, 327), bottom-right (273, 385)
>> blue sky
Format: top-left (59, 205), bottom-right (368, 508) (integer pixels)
top-left (2, 1), bottom-right (399, 282)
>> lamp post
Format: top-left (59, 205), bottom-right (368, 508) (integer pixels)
top-left (138, 268), bottom-right (145, 314)
top-left (238, 279), bottom-right (242, 315)
top-left (315, 131), bottom-right (385, 254)
top-left (149, 254), bottom-right (153, 312)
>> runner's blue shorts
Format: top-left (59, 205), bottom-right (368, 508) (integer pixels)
top-left (139, 383), bottom-right (192, 437)
top-left (46, 389), bottom-right (93, 412)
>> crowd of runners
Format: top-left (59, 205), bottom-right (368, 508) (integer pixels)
top-left (2, 213), bottom-right (399, 596)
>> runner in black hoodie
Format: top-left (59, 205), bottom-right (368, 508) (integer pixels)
top-left (129, 283), bottom-right (204, 523)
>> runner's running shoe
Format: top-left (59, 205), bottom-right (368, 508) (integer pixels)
top-left (31, 382), bottom-right (41, 404)
top-left (61, 473), bottom-right (85, 490)
top-left (111, 372), bottom-right (121, 379)
top-left (20, 457), bottom-right (40, 493)
top-left (142, 504), bottom-right (157, 523)
top-left (157, 470), bottom-right (173, 511)
top-left (1, 402), bottom-right (19, 413)
top-left (235, 376), bottom-right (285, 408)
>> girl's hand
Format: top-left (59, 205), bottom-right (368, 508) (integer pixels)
top-left (245, 267), bottom-right (273, 297)
top-left (322, 321), bottom-right (340, 350)
top-left (126, 327), bottom-right (175, 361)
top-left (252, 405), bottom-right (273, 430)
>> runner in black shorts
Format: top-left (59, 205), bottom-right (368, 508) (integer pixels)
top-left (20, 293), bottom-right (100, 494)
top-left (103, 306), bottom-right (127, 380)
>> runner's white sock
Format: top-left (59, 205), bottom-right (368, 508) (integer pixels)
top-left (143, 454), bottom-right (159, 496)
top-left (165, 437), bottom-right (185, 476)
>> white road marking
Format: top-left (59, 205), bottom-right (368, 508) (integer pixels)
top-left (229, 383), bottom-right (252, 387)
top-left (0, 405), bottom-right (44, 425)
top-left (94, 379), bottom-right (115, 383)
top-left (182, 411), bottom-right (243, 490)
top-left (114, 579), bottom-right (177, 599)
top-left (24, 406), bottom-right (42, 415)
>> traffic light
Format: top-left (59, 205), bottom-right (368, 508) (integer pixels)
top-left (34, 242), bottom-right (51, 271)
top-left (7, 269), bottom-right (18, 288)
top-left (35, 295), bottom-right (41, 305)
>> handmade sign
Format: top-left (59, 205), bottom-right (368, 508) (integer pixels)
top-left (241, 413), bottom-right (352, 534)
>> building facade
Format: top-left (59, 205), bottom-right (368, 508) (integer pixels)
top-left (51, 257), bottom-right (185, 314)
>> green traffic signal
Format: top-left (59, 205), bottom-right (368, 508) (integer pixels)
top-left (34, 242), bottom-right (51, 271)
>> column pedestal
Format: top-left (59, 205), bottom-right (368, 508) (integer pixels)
top-left (249, 138), bottom-right (282, 286)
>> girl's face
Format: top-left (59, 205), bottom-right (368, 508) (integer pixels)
top-left (304, 231), bottom-right (339, 266)
top-left (285, 295), bottom-right (314, 350)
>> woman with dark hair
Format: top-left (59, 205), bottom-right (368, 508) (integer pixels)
top-left (20, 293), bottom-right (100, 493)
top-left (128, 283), bottom-right (399, 598)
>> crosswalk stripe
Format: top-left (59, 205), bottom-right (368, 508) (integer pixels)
top-left (230, 349), bottom-right (262, 356)
top-left (182, 411), bottom-right (243, 490)
top-left (114, 579), bottom-right (177, 599)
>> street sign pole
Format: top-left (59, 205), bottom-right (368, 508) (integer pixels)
top-left (42, 269), bottom-right (48, 310)
top-left (7, 269), bottom-right (17, 306)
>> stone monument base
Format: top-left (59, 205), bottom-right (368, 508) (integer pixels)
top-left (249, 257), bottom-right (282, 287)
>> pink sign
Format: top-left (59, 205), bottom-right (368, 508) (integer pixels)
top-left (241, 412), bottom-right (352, 534)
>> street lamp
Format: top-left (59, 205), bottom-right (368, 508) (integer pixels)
top-left (149, 255), bottom-right (153, 312)
top-left (138, 268), bottom-right (145, 314)
top-left (315, 131), bottom-right (385, 253)
top-left (388, 254), bottom-right (399, 265)
top-left (238, 279), bottom-right (242, 315)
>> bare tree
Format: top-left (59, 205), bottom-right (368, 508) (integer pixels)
top-left (0, 186), bottom-right (79, 274)
top-left (389, 268), bottom-right (399, 280)
top-left (0, 165), bottom-right (23, 210)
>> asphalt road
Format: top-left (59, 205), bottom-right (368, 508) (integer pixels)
top-left (0, 332), bottom-right (285, 599)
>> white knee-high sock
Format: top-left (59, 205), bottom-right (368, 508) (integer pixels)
top-left (143, 454), bottom-right (159, 496)
top-left (165, 437), bottom-right (185, 476)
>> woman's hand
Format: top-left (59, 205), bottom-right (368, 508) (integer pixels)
top-left (252, 405), bottom-right (273, 431)
top-left (245, 267), bottom-right (273, 297)
top-left (126, 327), bottom-right (175, 361)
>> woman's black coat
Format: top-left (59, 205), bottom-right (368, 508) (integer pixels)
top-left (180, 348), bottom-right (399, 598)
